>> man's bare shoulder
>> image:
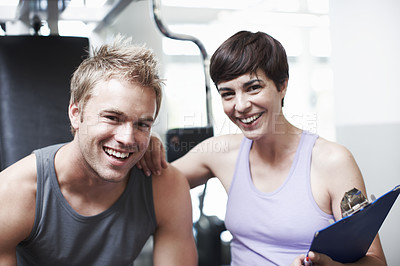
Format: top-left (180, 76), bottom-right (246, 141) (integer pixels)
top-left (0, 153), bottom-right (37, 200)
top-left (150, 165), bottom-right (197, 264)
top-left (151, 164), bottom-right (192, 224)
top-left (0, 154), bottom-right (37, 245)
top-left (152, 164), bottom-right (188, 193)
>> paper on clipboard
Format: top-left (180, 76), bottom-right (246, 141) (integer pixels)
top-left (308, 185), bottom-right (400, 263)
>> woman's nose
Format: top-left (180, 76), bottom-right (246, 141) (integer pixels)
top-left (234, 94), bottom-right (251, 113)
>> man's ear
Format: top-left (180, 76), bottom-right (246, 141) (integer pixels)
top-left (69, 102), bottom-right (80, 131)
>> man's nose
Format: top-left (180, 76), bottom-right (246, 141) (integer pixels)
top-left (115, 122), bottom-right (136, 146)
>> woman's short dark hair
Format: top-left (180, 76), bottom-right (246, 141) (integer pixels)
top-left (210, 31), bottom-right (289, 95)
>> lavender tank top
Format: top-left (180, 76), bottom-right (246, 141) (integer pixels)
top-left (225, 131), bottom-right (334, 266)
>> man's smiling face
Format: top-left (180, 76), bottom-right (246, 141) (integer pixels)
top-left (69, 78), bottom-right (156, 183)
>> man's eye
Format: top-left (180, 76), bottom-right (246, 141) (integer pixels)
top-left (135, 122), bottom-right (152, 131)
top-left (105, 116), bottom-right (119, 122)
top-left (139, 122), bottom-right (150, 127)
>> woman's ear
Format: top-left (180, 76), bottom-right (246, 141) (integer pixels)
top-left (280, 79), bottom-right (288, 96)
top-left (280, 79), bottom-right (288, 107)
top-left (69, 102), bottom-right (80, 131)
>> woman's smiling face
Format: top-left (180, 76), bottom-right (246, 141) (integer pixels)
top-left (217, 69), bottom-right (287, 140)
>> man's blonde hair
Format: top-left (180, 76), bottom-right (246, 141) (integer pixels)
top-left (69, 36), bottom-right (163, 134)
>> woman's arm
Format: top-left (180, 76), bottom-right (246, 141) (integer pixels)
top-left (137, 133), bottom-right (242, 189)
top-left (304, 138), bottom-right (387, 266)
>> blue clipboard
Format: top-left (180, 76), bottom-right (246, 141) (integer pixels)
top-left (308, 185), bottom-right (400, 263)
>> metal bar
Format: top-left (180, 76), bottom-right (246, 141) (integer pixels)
top-left (15, 0), bottom-right (30, 24)
top-left (150, 0), bottom-right (213, 128)
top-left (47, 0), bottom-right (59, 35)
top-left (94, 0), bottom-right (136, 32)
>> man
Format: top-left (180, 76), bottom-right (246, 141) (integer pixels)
top-left (0, 37), bottom-right (197, 266)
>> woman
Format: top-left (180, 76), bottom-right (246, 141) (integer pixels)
top-left (140, 31), bottom-right (386, 265)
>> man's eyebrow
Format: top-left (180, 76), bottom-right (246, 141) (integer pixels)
top-left (138, 116), bottom-right (155, 123)
top-left (103, 110), bottom-right (154, 122)
top-left (100, 109), bottom-right (124, 116)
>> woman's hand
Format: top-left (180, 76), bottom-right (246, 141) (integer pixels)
top-left (136, 134), bottom-right (168, 176)
top-left (290, 251), bottom-right (339, 266)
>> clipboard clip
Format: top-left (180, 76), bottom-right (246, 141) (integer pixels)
top-left (340, 188), bottom-right (370, 218)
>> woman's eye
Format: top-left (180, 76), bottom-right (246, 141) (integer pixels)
top-left (220, 91), bottom-right (234, 99)
top-left (249, 85), bottom-right (261, 91)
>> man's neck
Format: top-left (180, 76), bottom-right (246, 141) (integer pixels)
top-left (53, 142), bottom-right (130, 216)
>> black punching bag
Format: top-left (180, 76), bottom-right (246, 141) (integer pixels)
top-left (0, 35), bottom-right (88, 170)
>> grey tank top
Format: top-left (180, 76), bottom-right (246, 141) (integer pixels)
top-left (16, 143), bottom-right (157, 266)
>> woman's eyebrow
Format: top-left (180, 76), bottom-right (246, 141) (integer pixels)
top-left (217, 87), bottom-right (232, 92)
top-left (217, 78), bottom-right (263, 92)
top-left (243, 78), bottom-right (262, 87)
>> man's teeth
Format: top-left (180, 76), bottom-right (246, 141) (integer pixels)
top-left (104, 148), bottom-right (130, 159)
top-left (240, 114), bottom-right (261, 124)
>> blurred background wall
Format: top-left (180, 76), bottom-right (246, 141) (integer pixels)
top-left (330, 1), bottom-right (400, 264)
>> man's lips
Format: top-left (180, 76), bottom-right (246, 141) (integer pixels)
top-left (104, 147), bottom-right (131, 159)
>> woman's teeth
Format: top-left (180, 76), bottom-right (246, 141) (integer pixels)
top-left (104, 148), bottom-right (130, 159)
top-left (240, 113), bottom-right (262, 124)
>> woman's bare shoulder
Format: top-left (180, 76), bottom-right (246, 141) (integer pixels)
top-left (312, 136), bottom-right (363, 194)
top-left (313, 137), bottom-right (355, 169)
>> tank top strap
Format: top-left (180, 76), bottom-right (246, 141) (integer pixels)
top-left (286, 131), bottom-right (319, 191)
top-left (228, 136), bottom-right (253, 196)
top-left (297, 131), bottom-right (319, 167)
